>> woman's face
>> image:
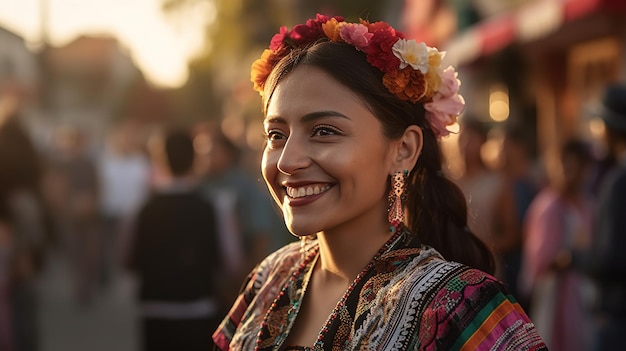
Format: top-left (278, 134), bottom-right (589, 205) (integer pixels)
top-left (262, 65), bottom-right (395, 236)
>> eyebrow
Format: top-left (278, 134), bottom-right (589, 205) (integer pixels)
top-left (264, 110), bottom-right (349, 124)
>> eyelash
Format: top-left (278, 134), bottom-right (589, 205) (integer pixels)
top-left (311, 124), bottom-right (341, 137)
top-left (263, 124), bottom-right (342, 144)
top-left (264, 130), bottom-right (285, 142)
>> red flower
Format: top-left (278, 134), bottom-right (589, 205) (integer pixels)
top-left (290, 14), bottom-right (343, 46)
top-left (360, 19), bottom-right (406, 39)
top-left (290, 23), bottom-right (323, 45)
top-left (270, 26), bottom-right (289, 51)
top-left (315, 14), bottom-right (344, 24)
top-left (366, 29), bottom-right (401, 72)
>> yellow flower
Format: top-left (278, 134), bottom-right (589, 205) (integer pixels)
top-left (424, 69), bottom-right (441, 98)
top-left (428, 47), bottom-right (444, 70)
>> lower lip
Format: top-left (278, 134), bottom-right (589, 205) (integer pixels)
top-left (284, 189), bottom-right (330, 207)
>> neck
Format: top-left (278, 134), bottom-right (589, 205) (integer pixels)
top-left (314, 218), bottom-right (392, 283)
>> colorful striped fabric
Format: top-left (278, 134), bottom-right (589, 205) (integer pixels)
top-left (213, 232), bottom-right (548, 350)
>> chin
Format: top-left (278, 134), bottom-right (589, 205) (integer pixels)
top-left (285, 221), bottom-right (320, 237)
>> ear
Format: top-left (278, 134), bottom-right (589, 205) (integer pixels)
top-left (390, 125), bottom-right (423, 173)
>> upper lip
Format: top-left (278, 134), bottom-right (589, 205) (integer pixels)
top-left (281, 180), bottom-right (333, 195)
top-left (281, 180), bottom-right (334, 188)
top-left (281, 180), bottom-right (325, 187)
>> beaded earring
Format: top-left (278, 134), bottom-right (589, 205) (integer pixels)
top-left (388, 170), bottom-right (408, 233)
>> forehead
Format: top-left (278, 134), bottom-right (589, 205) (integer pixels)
top-left (265, 65), bottom-right (368, 120)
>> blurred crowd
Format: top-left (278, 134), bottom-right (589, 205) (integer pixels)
top-left (0, 99), bottom-right (292, 350)
top-left (454, 84), bottom-right (626, 351)
top-left (1, 81), bottom-right (626, 351)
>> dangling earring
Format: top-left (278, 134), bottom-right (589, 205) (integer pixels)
top-left (388, 170), bottom-right (408, 233)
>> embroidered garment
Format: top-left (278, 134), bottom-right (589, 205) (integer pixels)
top-left (213, 232), bottom-right (547, 351)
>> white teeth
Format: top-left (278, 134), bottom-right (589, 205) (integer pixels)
top-left (287, 185), bottom-right (330, 199)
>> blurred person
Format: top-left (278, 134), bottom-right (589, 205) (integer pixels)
top-left (494, 126), bottom-right (539, 307)
top-left (46, 126), bottom-right (100, 305)
top-left (126, 128), bottom-right (222, 351)
top-left (0, 200), bottom-right (15, 351)
top-left (193, 123), bottom-right (291, 298)
top-left (455, 117), bottom-right (517, 277)
top-left (0, 110), bottom-right (50, 351)
top-left (97, 121), bottom-right (150, 288)
top-left (520, 139), bottom-right (594, 351)
top-left (574, 83), bottom-right (626, 351)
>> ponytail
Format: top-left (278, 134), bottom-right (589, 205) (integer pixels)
top-left (407, 129), bottom-right (496, 274)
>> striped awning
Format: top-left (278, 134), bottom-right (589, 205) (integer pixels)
top-left (445, 0), bottom-right (626, 65)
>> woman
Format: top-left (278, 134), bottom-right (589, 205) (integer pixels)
top-left (520, 139), bottom-right (594, 351)
top-left (213, 14), bottom-right (547, 350)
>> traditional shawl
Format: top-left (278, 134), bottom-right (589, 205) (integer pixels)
top-left (213, 232), bottom-right (547, 351)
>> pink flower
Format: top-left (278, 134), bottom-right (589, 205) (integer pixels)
top-left (424, 94), bottom-right (464, 138)
top-left (424, 66), bottom-right (464, 138)
top-left (339, 23), bottom-right (373, 51)
top-left (437, 66), bottom-right (461, 98)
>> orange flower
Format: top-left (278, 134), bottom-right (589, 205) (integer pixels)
top-left (404, 69), bottom-right (429, 103)
top-left (383, 68), bottom-right (428, 103)
top-left (322, 18), bottom-right (343, 41)
top-left (382, 68), bottom-right (410, 96)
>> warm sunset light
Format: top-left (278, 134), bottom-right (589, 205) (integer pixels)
top-left (0, 0), bottom-right (214, 88)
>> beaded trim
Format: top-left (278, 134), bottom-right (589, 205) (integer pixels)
top-left (255, 230), bottom-right (404, 350)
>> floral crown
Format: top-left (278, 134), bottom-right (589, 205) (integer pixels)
top-left (251, 14), bottom-right (465, 138)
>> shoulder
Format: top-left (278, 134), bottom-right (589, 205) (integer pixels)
top-left (391, 251), bottom-right (500, 313)
top-left (246, 241), bottom-right (308, 290)
top-left (356, 249), bottom-right (546, 350)
top-left (418, 263), bottom-right (546, 350)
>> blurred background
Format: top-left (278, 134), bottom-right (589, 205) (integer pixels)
top-left (0, 0), bottom-right (625, 350)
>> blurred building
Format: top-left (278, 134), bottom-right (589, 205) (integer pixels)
top-left (38, 36), bottom-right (141, 149)
top-left (0, 26), bottom-right (39, 117)
top-left (11, 34), bottom-right (177, 155)
top-left (446, 0), bottom-right (626, 164)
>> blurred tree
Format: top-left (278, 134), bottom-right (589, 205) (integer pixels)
top-left (162, 0), bottom-right (389, 130)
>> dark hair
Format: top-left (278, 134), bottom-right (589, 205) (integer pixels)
top-left (164, 129), bottom-right (195, 176)
top-left (263, 41), bottom-right (495, 274)
top-left (561, 138), bottom-right (592, 164)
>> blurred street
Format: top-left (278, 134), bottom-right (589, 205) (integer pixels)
top-left (37, 250), bottom-right (138, 351)
top-left (0, 1), bottom-right (625, 350)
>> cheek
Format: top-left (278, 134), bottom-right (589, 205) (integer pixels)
top-left (261, 149), bottom-right (281, 203)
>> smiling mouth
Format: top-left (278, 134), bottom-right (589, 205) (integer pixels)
top-left (286, 184), bottom-right (332, 199)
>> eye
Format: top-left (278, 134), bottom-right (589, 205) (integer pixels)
top-left (265, 129), bottom-right (286, 141)
top-left (311, 124), bottom-right (341, 137)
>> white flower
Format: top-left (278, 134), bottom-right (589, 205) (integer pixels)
top-left (392, 39), bottom-right (429, 73)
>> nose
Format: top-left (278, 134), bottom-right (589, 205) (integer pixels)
top-left (277, 134), bottom-right (310, 175)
